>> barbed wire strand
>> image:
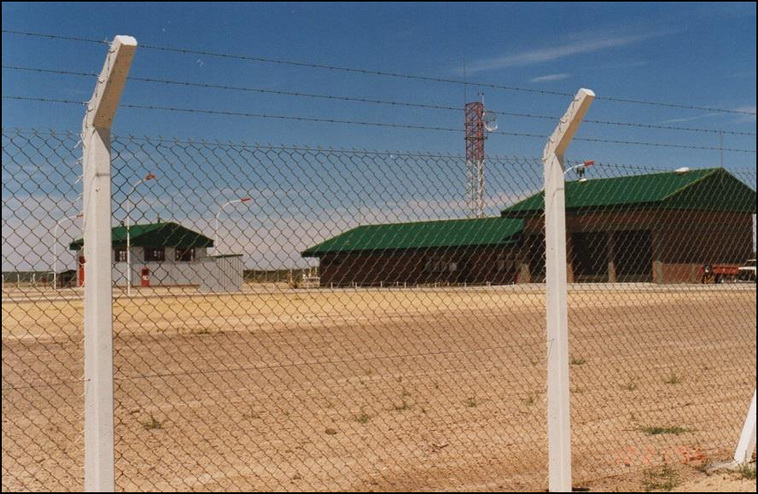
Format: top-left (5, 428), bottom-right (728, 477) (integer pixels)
top-left (3, 29), bottom-right (756, 116)
top-left (4, 95), bottom-right (756, 154)
top-left (4, 65), bottom-right (755, 137)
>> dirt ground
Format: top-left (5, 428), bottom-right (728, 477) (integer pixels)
top-left (674, 472), bottom-right (755, 493)
top-left (2, 284), bottom-right (755, 492)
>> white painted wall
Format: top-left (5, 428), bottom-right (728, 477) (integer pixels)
top-left (199, 256), bottom-right (244, 293)
top-left (109, 246), bottom-right (240, 291)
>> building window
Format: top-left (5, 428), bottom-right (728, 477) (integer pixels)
top-left (114, 248), bottom-right (127, 263)
top-left (175, 247), bottom-right (195, 262)
top-left (425, 257), bottom-right (445, 272)
top-left (144, 247), bottom-right (165, 262)
top-left (496, 254), bottom-right (516, 272)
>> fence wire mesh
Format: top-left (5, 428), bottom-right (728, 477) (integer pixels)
top-left (557, 163), bottom-right (757, 488)
top-left (2, 130), bottom-right (85, 491)
top-left (2, 129), bottom-right (756, 491)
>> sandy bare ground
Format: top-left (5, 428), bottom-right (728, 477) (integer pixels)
top-left (2, 284), bottom-right (755, 491)
top-left (674, 473), bottom-right (756, 493)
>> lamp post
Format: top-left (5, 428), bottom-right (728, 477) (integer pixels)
top-left (126, 173), bottom-right (156, 296)
top-left (53, 213), bottom-right (83, 290)
top-left (564, 160), bottom-right (594, 181)
top-left (214, 197), bottom-right (252, 255)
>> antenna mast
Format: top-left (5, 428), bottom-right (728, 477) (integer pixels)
top-left (465, 94), bottom-right (486, 217)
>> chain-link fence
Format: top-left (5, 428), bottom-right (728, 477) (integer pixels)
top-left (2, 130), bottom-right (86, 491)
top-left (4, 130), bottom-right (547, 491)
top-left (3, 127), bottom-right (756, 491)
top-left (557, 164), bottom-right (757, 488)
top-left (3, 126), bottom-right (756, 491)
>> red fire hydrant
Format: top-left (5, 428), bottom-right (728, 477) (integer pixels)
top-left (140, 267), bottom-right (150, 287)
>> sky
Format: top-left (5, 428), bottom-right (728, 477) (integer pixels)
top-left (2, 2), bottom-right (756, 271)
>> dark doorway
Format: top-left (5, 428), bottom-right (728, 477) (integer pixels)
top-left (614, 230), bottom-right (653, 282)
top-left (527, 234), bottom-right (546, 283)
top-left (572, 232), bottom-right (609, 282)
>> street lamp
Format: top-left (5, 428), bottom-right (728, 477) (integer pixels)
top-left (565, 160), bottom-right (594, 182)
top-left (126, 173), bottom-right (156, 296)
top-left (214, 197), bottom-right (252, 255)
top-left (53, 213), bottom-right (83, 290)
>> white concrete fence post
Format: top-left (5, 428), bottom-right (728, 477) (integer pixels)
top-left (734, 390), bottom-right (757, 465)
top-left (82, 35), bottom-right (137, 493)
top-left (544, 88), bottom-right (595, 493)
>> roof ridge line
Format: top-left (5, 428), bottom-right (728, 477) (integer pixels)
top-left (659, 168), bottom-right (721, 202)
top-left (356, 216), bottom-right (506, 228)
top-left (564, 166), bottom-right (720, 185)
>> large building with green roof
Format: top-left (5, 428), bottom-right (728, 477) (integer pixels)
top-left (303, 168), bottom-right (755, 286)
top-left (500, 167), bottom-right (755, 283)
top-left (302, 217), bottom-right (525, 286)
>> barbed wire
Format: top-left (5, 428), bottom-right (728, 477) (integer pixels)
top-left (1, 29), bottom-right (108, 45)
top-left (3, 95), bottom-right (86, 105)
top-left (5, 127), bottom-right (758, 173)
top-left (4, 29), bottom-right (756, 116)
top-left (4, 65), bottom-right (756, 137)
top-left (571, 136), bottom-right (755, 153)
top-left (4, 95), bottom-right (756, 154)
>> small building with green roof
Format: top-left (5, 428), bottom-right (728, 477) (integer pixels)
top-left (70, 221), bottom-right (243, 291)
top-left (501, 167), bottom-right (755, 283)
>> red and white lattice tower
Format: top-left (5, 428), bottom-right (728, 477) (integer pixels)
top-left (465, 100), bottom-right (486, 217)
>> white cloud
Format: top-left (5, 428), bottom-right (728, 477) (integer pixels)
top-left (530, 73), bottom-right (571, 83)
top-left (659, 106), bottom-right (756, 125)
top-left (466, 29), bottom-right (670, 73)
top-left (732, 106), bottom-right (757, 124)
top-left (659, 112), bottom-right (723, 125)
top-left (594, 60), bottom-right (649, 70)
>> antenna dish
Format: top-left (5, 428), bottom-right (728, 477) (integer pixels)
top-left (483, 111), bottom-right (498, 132)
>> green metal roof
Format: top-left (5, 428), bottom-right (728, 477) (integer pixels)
top-left (69, 222), bottom-right (213, 250)
top-left (302, 217), bottom-right (523, 257)
top-left (501, 168), bottom-right (756, 217)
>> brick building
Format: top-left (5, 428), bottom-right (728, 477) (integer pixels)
top-left (501, 167), bottom-right (755, 283)
top-left (303, 168), bottom-right (755, 286)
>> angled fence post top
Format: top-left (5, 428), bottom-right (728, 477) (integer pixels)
top-left (84, 35), bottom-right (137, 130)
top-left (544, 88), bottom-right (596, 161)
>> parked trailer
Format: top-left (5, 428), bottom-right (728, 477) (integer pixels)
top-left (737, 259), bottom-right (756, 282)
top-left (700, 263), bottom-right (739, 283)
top-left (700, 260), bottom-right (755, 283)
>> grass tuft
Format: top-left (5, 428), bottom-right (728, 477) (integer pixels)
top-left (142, 414), bottom-right (163, 431)
top-left (663, 371), bottom-right (682, 385)
top-left (737, 463), bottom-right (756, 480)
top-left (642, 463), bottom-right (679, 492)
top-left (640, 425), bottom-right (691, 436)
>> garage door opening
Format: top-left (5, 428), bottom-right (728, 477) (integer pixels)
top-left (614, 230), bottom-right (653, 282)
top-left (572, 232), bottom-right (609, 282)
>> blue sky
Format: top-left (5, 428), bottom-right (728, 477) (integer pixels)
top-left (2, 3), bottom-right (756, 270)
top-left (2, 2), bottom-right (755, 166)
